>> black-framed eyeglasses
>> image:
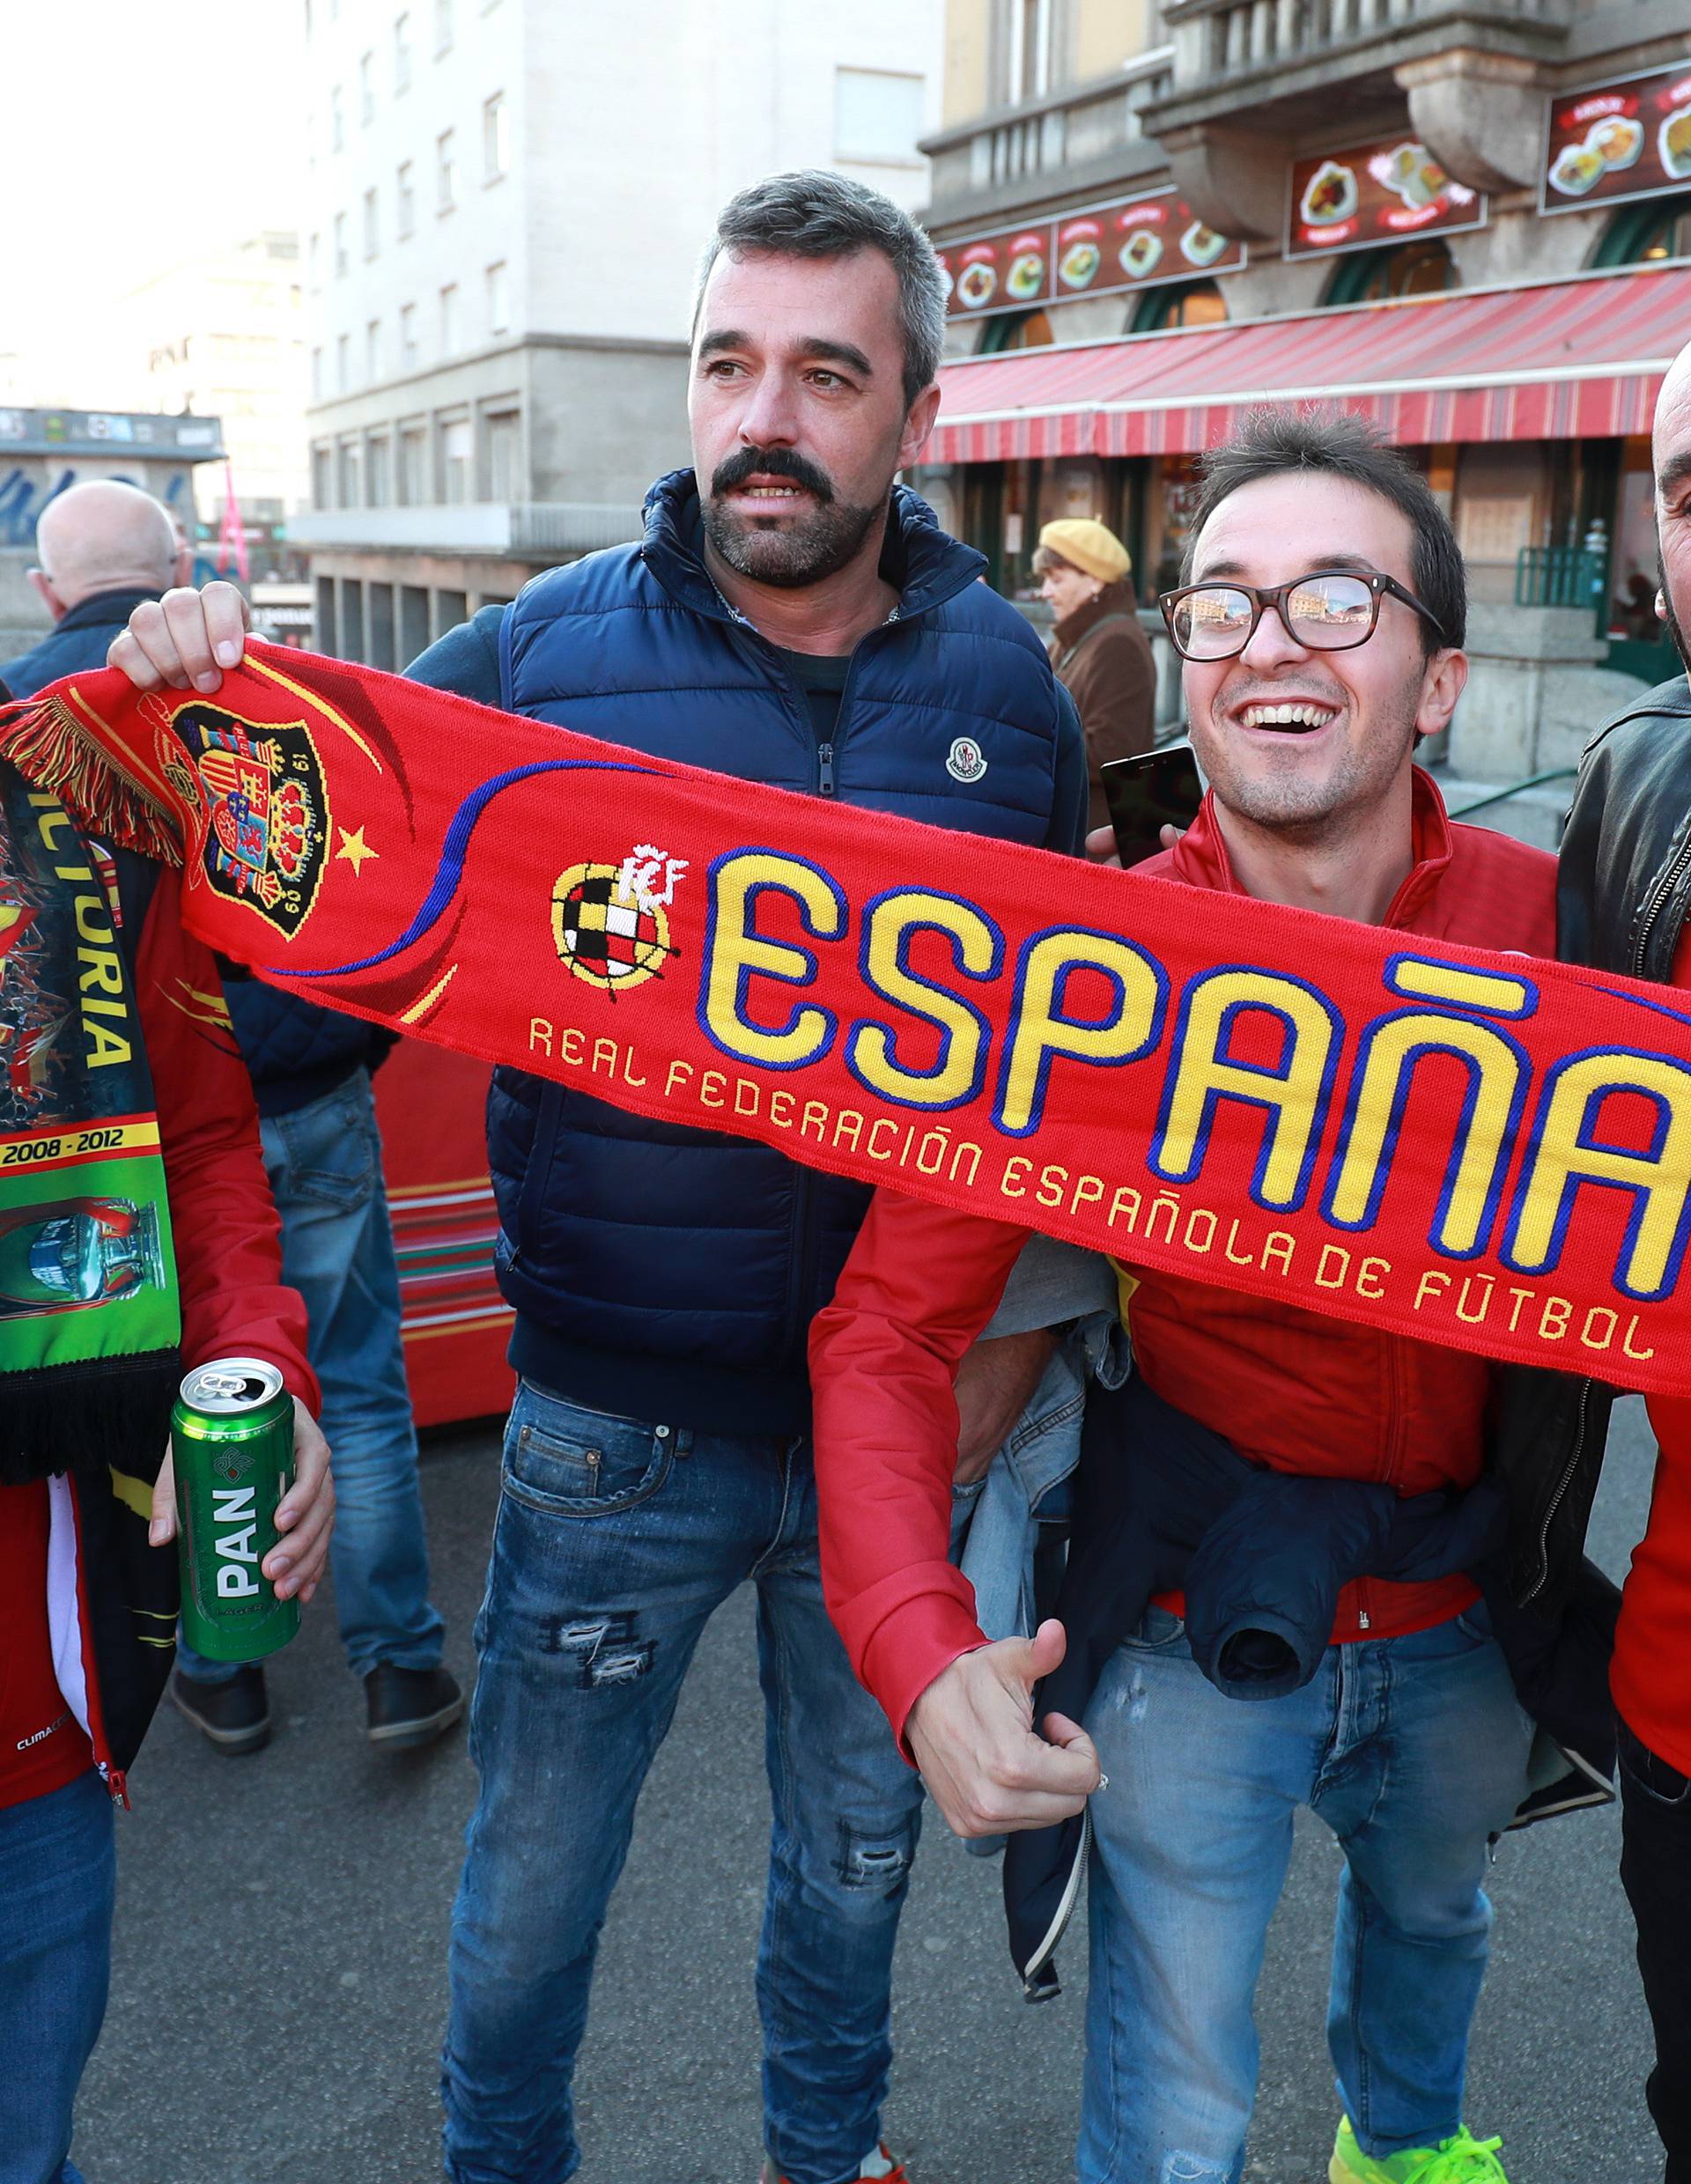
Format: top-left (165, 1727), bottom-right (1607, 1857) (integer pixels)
top-left (1157, 569), bottom-right (1448, 661)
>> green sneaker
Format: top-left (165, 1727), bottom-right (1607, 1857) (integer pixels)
top-left (1330, 2115), bottom-right (1509, 2184)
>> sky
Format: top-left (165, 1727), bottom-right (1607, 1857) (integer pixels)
top-left (0, 0), bottom-right (310, 404)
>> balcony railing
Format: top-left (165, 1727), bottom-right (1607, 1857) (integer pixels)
top-left (922, 48), bottom-right (1174, 223)
top-left (1515, 543), bottom-right (1606, 616)
top-left (1159, 0), bottom-right (1574, 92)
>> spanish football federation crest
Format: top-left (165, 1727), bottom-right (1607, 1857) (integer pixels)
top-left (550, 847), bottom-right (684, 994)
top-left (158, 704), bottom-right (329, 939)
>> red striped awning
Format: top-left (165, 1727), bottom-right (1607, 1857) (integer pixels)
top-left (928, 262), bottom-right (1691, 464)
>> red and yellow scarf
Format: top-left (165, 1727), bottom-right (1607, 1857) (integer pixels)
top-left (5, 644), bottom-right (1690, 1395)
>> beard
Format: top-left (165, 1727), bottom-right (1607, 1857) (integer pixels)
top-left (702, 444), bottom-right (887, 589)
top-left (1658, 546), bottom-right (1691, 674)
top-left (1193, 680), bottom-right (1421, 843)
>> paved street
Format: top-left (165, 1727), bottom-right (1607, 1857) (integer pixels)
top-left (78, 1401), bottom-right (1659, 2184)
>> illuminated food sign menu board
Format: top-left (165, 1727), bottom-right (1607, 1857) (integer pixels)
top-left (1285, 136), bottom-right (1487, 260)
top-left (1540, 62), bottom-right (1691, 215)
top-left (936, 188), bottom-right (1244, 320)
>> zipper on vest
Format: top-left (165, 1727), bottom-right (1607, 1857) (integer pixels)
top-left (822, 605), bottom-right (898, 798)
top-left (1525, 1378), bottom-right (1592, 1602)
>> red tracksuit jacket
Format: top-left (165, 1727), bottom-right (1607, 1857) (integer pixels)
top-left (1, 863), bottom-right (316, 1809)
top-left (809, 771), bottom-right (1556, 1745)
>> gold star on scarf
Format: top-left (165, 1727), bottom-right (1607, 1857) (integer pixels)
top-left (336, 825), bottom-right (378, 874)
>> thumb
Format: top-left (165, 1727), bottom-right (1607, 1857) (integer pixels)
top-left (1025, 1616), bottom-right (1068, 1685)
top-left (149, 1447), bottom-right (178, 1547)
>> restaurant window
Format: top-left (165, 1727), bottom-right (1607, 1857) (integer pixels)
top-left (1322, 237), bottom-right (1455, 307)
top-left (1593, 192), bottom-right (1691, 269)
top-left (1131, 280), bottom-right (1228, 333)
top-left (979, 308), bottom-right (1053, 355)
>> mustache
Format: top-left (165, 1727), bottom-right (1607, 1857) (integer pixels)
top-left (709, 445), bottom-right (836, 505)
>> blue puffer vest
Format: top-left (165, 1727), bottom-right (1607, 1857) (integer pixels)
top-left (490, 469), bottom-right (1078, 1435)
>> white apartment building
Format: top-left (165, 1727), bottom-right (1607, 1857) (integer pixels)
top-left (292, 0), bottom-right (945, 667)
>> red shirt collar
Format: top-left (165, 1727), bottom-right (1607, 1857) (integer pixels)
top-left (1164, 764), bottom-right (1454, 933)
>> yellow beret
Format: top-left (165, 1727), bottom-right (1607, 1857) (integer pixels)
top-left (1038, 518), bottom-right (1131, 586)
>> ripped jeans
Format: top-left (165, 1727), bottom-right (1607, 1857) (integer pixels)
top-left (442, 1380), bottom-right (925, 2184)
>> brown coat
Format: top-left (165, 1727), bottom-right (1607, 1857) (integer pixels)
top-left (1047, 580), bottom-right (1157, 831)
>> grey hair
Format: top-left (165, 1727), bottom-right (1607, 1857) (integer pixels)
top-left (695, 170), bottom-right (947, 410)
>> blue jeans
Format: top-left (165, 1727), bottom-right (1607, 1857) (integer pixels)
top-left (178, 1070), bottom-right (443, 1684)
top-left (0, 1771), bottom-right (114, 2184)
top-left (441, 1381), bottom-right (925, 2184)
top-left (1079, 1603), bottom-right (1532, 2184)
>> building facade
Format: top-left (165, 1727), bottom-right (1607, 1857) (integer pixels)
top-left (292, 0), bottom-right (945, 668)
top-left (918, 0), bottom-right (1691, 820)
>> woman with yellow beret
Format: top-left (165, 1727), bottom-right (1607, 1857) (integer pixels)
top-left (1033, 518), bottom-right (1157, 831)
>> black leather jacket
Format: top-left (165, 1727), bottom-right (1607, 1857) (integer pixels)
top-left (1493, 673), bottom-right (1691, 1612)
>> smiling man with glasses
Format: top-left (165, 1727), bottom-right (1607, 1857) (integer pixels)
top-left (809, 409), bottom-right (1562, 2184)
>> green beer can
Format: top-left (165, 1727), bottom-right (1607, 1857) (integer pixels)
top-left (172, 1358), bottom-right (300, 1664)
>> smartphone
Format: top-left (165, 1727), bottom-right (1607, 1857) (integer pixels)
top-left (1100, 746), bottom-right (1204, 867)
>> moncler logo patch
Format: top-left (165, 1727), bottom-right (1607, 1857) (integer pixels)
top-left (946, 737), bottom-right (988, 784)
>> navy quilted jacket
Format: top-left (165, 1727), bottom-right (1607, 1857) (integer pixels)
top-left (409, 469), bottom-right (1087, 1434)
top-left (223, 980), bottom-right (396, 1119)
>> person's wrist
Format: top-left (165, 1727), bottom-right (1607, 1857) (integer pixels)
top-left (907, 1642), bottom-right (985, 1738)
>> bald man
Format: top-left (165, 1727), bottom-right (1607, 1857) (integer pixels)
top-left (1554, 336), bottom-right (1691, 2181)
top-left (1, 480), bottom-right (190, 699)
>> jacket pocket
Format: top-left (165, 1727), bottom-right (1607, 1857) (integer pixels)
top-left (507, 1081), bottom-right (566, 1268)
top-left (1120, 1604), bottom-right (1186, 1651)
top-left (500, 1393), bottom-right (683, 1519)
top-left (1618, 1716), bottom-right (1691, 1808)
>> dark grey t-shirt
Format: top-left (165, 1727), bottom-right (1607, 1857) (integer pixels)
top-left (771, 644), bottom-right (852, 745)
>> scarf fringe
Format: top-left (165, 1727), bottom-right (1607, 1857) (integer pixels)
top-left (0, 695), bottom-right (183, 865)
top-left (0, 1347), bottom-right (182, 1488)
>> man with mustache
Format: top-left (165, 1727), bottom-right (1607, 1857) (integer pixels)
top-left (1554, 333), bottom-right (1691, 2183)
top-left (809, 411), bottom-right (1552, 2184)
top-left (107, 171), bottom-right (1087, 2184)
